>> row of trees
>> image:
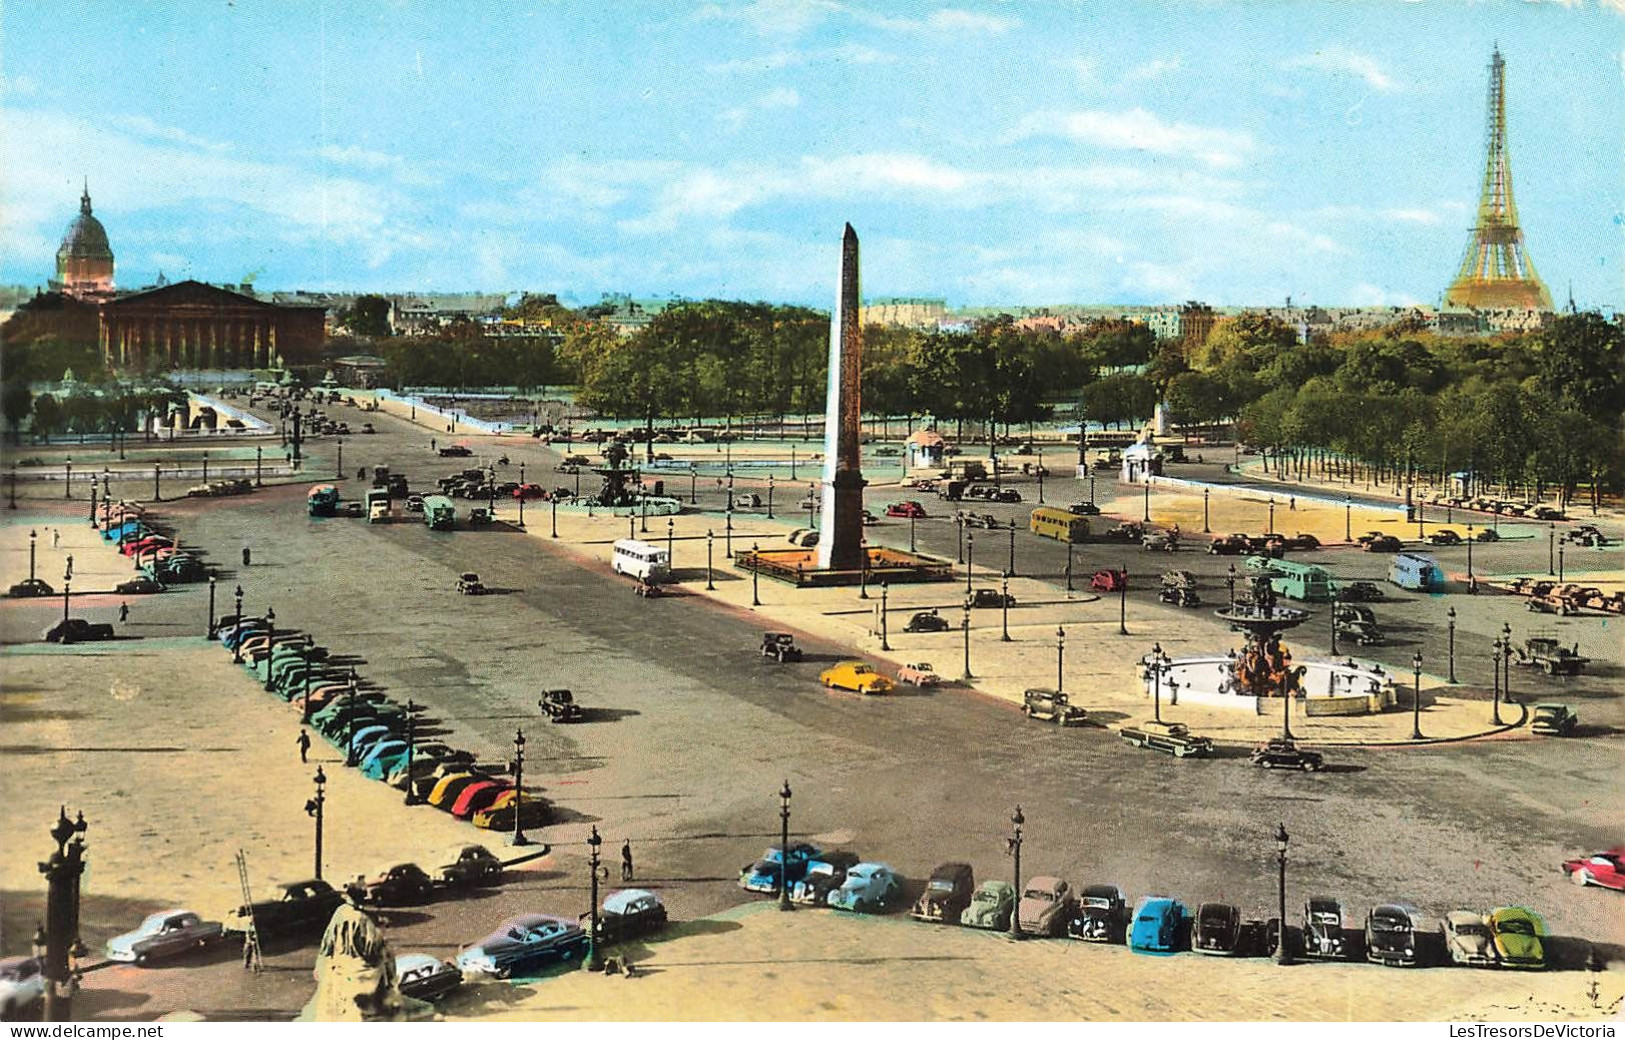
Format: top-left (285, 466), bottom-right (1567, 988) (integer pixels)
top-left (2, 383), bottom-right (185, 443)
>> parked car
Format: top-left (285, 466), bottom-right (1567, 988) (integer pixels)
top-left (1118, 719), bottom-right (1213, 758)
top-left (966, 588), bottom-right (1015, 609)
top-left (114, 576), bottom-right (166, 595)
top-left (359, 862), bottom-right (437, 906)
top-left (961, 880), bottom-right (1016, 931)
top-left (1129, 897), bottom-right (1187, 953)
top-left (1091, 568), bottom-right (1127, 593)
top-left (1022, 688), bottom-right (1087, 725)
top-left (587, 889), bottom-right (668, 943)
top-left (1427, 529), bottom-right (1463, 546)
top-left (1364, 535), bottom-right (1403, 553)
top-left (897, 662), bottom-right (941, 686)
top-left (819, 661), bottom-right (895, 695)
top-left (1530, 703), bottom-right (1578, 736)
top-left (1281, 532), bottom-right (1321, 550)
top-left (1250, 737), bottom-right (1324, 771)
top-left (1301, 898), bottom-right (1347, 960)
top-left (104, 910), bottom-right (224, 965)
top-left (7, 578), bottom-right (55, 598)
top-left (733, 493), bottom-right (763, 510)
top-left (1475, 528), bottom-right (1500, 542)
top-left (1016, 876), bottom-right (1074, 937)
top-left (1158, 586), bottom-right (1200, 608)
top-left (1485, 906), bottom-right (1547, 970)
top-left (1564, 525), bottom-right (1609, 547)
top-left (1336, 580), bottom-right (1386, 602)
top-left (1065, 502), bottom-right (1101, 516)
top-left (228, 879), bottom-right (345, 939)
top-left (0, 957), bottom-right (44, 1022)
top-left (456, 914), bottom-right (588, 978)
top-left (539, 688), bottom-right (584, 722)
top-left (885, 501), bottom-right (927, 519)
top-left (456, 572), bottom-right (487, 595)
top-left (1067, 885), bottom-right (1129, 943)
top-left (760, 632), bottom-right (804, 662)
top-left (740, 843), bottom-right (822, 894)
top-left (789, 850), bottom-right (862, 907)
top-left (1440, 910), bottom-right (1496, 967)
top-left (1364, 903), bottom-right (1425, 966)
top-left (1514, 638), bottom-right (1589, 676)
top-left (828, 862), bottom-right (903, 913)
top-left (1530, 506), bottom-right (1566, 521)
top-left (899, 610), bottom-right (948, 635)
top-left (43, 618), bottom-right (116, 643)
top-left (1141, 530), bottom-right (1179, 552)
top-left (1208, 533), bottom-right (1252, 555)
top-left (1561, 847), bottom-right (1625, 891)
top-left (911, 863), bottom-right (975, 924)
top-left (1335, 618), bottom-right (1386, 646)
top-left (395, 954), bottom-right (462, 1002)
top-left (1193, 902), bottom-right (1243, 955)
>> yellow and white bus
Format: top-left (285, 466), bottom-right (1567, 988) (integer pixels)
top-left (1029, 507), bottom-right (1091, 544)
top-left (611, 538), bottom-right (673, 583)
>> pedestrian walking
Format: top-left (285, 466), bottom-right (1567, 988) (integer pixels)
top-left (64, 555), bottom-right (73, 580)
top-left (119, 601), bottom-right (129, 623)
top-left (242, 546), bottom-right (252, 567)
top-left (1289, 496), bottom-right (1296, 511)
top-left (621, 840), bottom-right (634, 882)
top-left (242, 934), bottom-right (255, 969)
top-left (297, 729), bottom-right (311, 763)
top-left (52, 528), bottom-right (60, 549)
top-left (431, 438), bottom-right (437, 452)
top-left (357, 466), bottom-right (366, 480)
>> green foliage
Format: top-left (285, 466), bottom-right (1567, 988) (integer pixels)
top-left (336, 294), bottom-right (392, 338)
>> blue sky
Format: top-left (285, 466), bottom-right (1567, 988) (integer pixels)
top-left (2, 1), bottom-right (1620, 308)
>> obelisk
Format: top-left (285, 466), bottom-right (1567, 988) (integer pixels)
top-left (816, 223), bottom-right (866, 570)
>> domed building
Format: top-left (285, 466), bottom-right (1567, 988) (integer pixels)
top-left (52, 182), bottom-right (115, 300)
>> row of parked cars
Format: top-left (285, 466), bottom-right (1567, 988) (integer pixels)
top-left (734, 843), bottom-right (1557, 968)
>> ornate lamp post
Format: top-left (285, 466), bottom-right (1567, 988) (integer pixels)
top-left (767, 474), bottom-right (775, 518)
top-left (1411, 651), bottom-right (1424, 740)
top-left (1202, 487), bottom-right (1211, 533)
top-left (511, 729), bottom-right (532, 846)
top-left (64, 456), bottom-right (73, 499)
top-left (666, 518), bottom-right (675, 564)
top-left (627, 514), bottom-right (635, 541)
top-left (909, 510), bottom-right (917, 553)
top-left (1065, 541), bottom-right (1074, 594)
top-left (517, 463), bottom-right (526, 530)
top-left (1227, 563), bottom-right (1236, 611)
top-left (1446, 607), bottom-right (1457, 683)
top-left (689, 468), bottom-right (697, 505)
top-left (88, 480), bottom-right (97, 526)
top-left (879, 582), bottom-right (890, 651)
top-left (37, 806), bottom-right (89, 1022)
top-left (751, 544), bottom-right (761, 606)
top-left (1275, 823), bottom-right (1291, 965)
top-left (1006, 519), bottom-right (1016, 578)
top-left (1148, 643), bottom-right (1168, 723)
top-left (153, 462), bottom-right (162, 502)
top-left (706, 529), bottom-right (716, 590)
top-left (262, 608), bottom-right (277, 690)
top-left (1036, 448), bottom-right (1045, 504)
top-left (1142, 479), bottom-right (1150, 522)
top-left (965, 533), bottom-right (974, 594)
top-left (256, 445), bottom-right (264, 487)
top-left (1344, 497), bottom-right (1352, 542)
top-left (29, 527), bottom-right (37, 582)
top-left (778, 781), bottom-right (794, 912)
top-left (1558, 543), bottom-right (1565, 582)
top-left (1007, 806), bottom-right (1024, 940)
top-left (335, 437), bottom-right (344, 481)
top-left (1548, 522), bottom-right (1556, 575)
top-left (101, 470), bottom-right (111, 528)
top-left (725, 506), bottom-right (734, 559)
top-left (232, 585), bottom-right (244, 663)
top-left (403, 699), bottom-right (420, 805)
top-left (304, 767), bottom-right (326, 880)
top-left (1467, 523), bottom-right (1475, 583)
top-left (640, 486), bottom-right (649, 534)
top-left (201, 451), bottom-right (209, 486)
top-left (1501, 623), bottom-right (1514, 709)
top-left (1118, 564), bottom-right (1129, 636)
top-left (1089, 472), bottom-right (1096, 506)
top-left (790, 446), bottom-right (798, 481)
top-left (961, 603), bottom-right (973, 681)
top-left (1055, 626), bottom-right (1065, 692)
top-left (1267, 496), bottom-right (1276, 535)
top-left (806, 483), bottom-right (817, 529)
top-left (207, 576), bottom-right (217, 636)
top-left (586, 826), bottom-right (605, 971)
top-left (345, 669), bottom-right (361, 767)
top-left (61, 562), bottom-right (71, 637)
top-left (956, 515), bottom-right (965, 564)
top-left (1491, 636), bottom-right (1503, 726)
top-left (551, 495), bottom-right (559, 539)
top-left (1000, 578), bottom-right (1012, 642)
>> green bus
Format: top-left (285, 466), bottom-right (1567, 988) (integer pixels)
top-left (1029, 506), bottom-right (1091, 544)
top-left (422, 495), bottom-right (456, 531)
top-left (1267, 559), bottom-right (1334, 602)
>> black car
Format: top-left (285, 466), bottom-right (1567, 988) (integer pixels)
top-left (43, 618), bottom-right (116, 643)
top-left (966, 589), bottom-right (1015, 609)
top-left (584, 889), bottom-right (668, 943)
top-left (910, 862), bottom-right (975, 924)
top-left (1193, 902), bottom-right (1242, 955)
top-left (1158, 587), bottom-right (1200, 608)
top-left (539, 689), bottom-right (584, 722)
top-left (1067, 884), bottom-right (1129, 943)
top-left (1427, 530), bottom-right (1463, 546)
top-left (1250, 738), bottom-right (1324, 772)
top-left (1363, 535), bottom-right (1403, 553)
top-left (903, 610), bottom-right (950, 633)
top-left (396, 954), bottom-right (462, 1002)
top-left (7, 578), bottom-right (55, 598)
top-left (789, 850), bottom-right (862, 907)
top-left (1065, 502), bottom-right (1101, 516)
top-left (437, 445), bottom-right (474, 457)
top-left (231, 880), bottom-right (344, 939)
top-left (1337, 580), bottom-right (1386, 602)
top-left (114, 576), bottom-right (166, 595)
top-left (1302, 898), bottom-right (1348, 960)
top-left (359, 862), bottom-right (437, 906)
top-left (434, 844), bottom-right (504, 887)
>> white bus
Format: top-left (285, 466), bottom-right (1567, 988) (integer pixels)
top-left (611, 538), bottom-right (672, 583)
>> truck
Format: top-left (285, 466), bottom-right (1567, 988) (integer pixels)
top-left (1512, 636), bottom-right (1589, 676)
top-left (422, 495), bottom-right (456, 531)
top-left (366, 488), bottom-right (391, 523)
top-left (306, 484), bottom-right (340, 517)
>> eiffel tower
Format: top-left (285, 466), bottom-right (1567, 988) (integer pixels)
top-left (1444, 47), bottom-right (1553, 311)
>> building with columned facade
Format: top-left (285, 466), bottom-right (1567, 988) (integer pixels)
top-left (99, 280), bottom-right (327, 370)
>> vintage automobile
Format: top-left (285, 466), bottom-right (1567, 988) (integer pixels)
top-left (1250, 737), bottom-right (1324, 771)
top-left (456, 572), bottom-right (487, 595)
top-left (1485, 907), bottom-right (1547, 969)
top-left (104, 910), bottom-right (224, 964)
top-left (471, 794), bottom-right (552, 832)
top-left (828, 862), bottom-right (904, 913)
top-left (7, 577), bottom-right (55, 598)
top-left (1016, 876), bottom-right (1074, 937)
top-left (861, 509), bottom-right (879, 526)
top-left (1363, 534), bottom-right (1404, 553)
top-left (1365, 903), bottom-right (1425, 966)
top-left (1023, 688), bottom-right (1087, 726)
top-left (341, 501), bottom-right (364, 518)
top-left (586, 889), bottom-right (668, 943)
top-left (957, 511), bottom-right (1001, 529)
top-left (1281, 532), bottom-right (1321, 550)
top-left (451, 780), bottom-right (515, 820)
top-left (1427, 529), bottom-right (1464, 546)
top-left (456, 914), bottom-right (588, 978)
top-left (966, 588), bottom-right (1016, 609)
top-left (760, 632), bottom-right (804, 662)
top-left (1335, 618), bottom-right (1386, 646)
top-left (1090, 568), bottom-right (1127, 593)
top-left (395, 954), bottom-right (463, 1002)
top-left (1140, 529), bottom-right (1180, 552)
top-left (228, 879), bottom-right (345, 940)
top-left (1129, 897), bottom-right (1187, 953)
top-left (1564, 525), bottom-right (1610, 547)
top-left (438, 445), bottom-right (474, 457)
top-left (1301, 898), bottom-right (1347, 960)
top-left (903, 610), bottom-right (951, 633)
top-left (1440, 910), bottom-right (1496, 967)
top-left (733, 493), bottom-right (763, 510)
top-left (359, 862), bottom-right (438, 906)
top-left (427, 772), bottom-right (487, 811)
top-left (1065, 501), bottom-right (1102, 516)
top-left (1562, 847), bottom-right (1625, 890)
top-left (1530, 505), bottom-right (1566, 521)
top-left (885, 501), bottom-right (928, 518)
top-left (1335, 580), bottom-right (1386, 602)
top-left (789, 850), bottom-right (862, 907)
top-left (961, 880), bottom-right (1015, 931)
top-left (1160, 570), bottom-right (1198, 592)
top-left (1067, 885), bottom-right (1129, 943)
top-left (0, 956), bottom-right (44, 1021)
top-left (1193, 902), bottom-right (1243, 955)
top-left (1474, 528), bottom-right (1501, 542)
top-left (539, 688), bottom-right (585, 722)
top-left (819, 661), bottom-right (895, 695)
top-left (1158, 586), bottom-right (1200, 608)
top-left (114, 575), bottom-right (166, 595)
top-left (359, 741), bottom-right (412, 780)
top-left (1118, 719), bottom-right (1214, 759)
top-left (1514, 638), bottom-right (1589, 676)
top-left (911, 863), bottom-right (975, 924)
top-left (1530, 703), bottom-right (1579, 737)
top-left (897, 662), bottom-right (942, 686)
top-left (43, 618), bottom-right (117, 643)
top-left (740, 843), bottom-right (822, 895)
top-left (1103, 522), bottom-right (1146, 543)
top-left (1208, 533), bottom-right (1252, 555)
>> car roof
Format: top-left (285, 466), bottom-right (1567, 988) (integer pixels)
top-left (603, 889), bottom-right (662, 914)
top-left (395, 953), bottom-right (442, 972)
top-left (1444, 910), bottom-right (1483, 926)
top-left (1082, 884), bottom-right (1123, 899)
top-left (1026, 875), bottom-right (1064, 889)
top-left (930, 862), bottom-right (973, 880)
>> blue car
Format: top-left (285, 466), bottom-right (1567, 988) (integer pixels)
top-left (1130, 897), bottom-right (1187, 953)
top-left (456, 914), bottom-right (587, 979)
top-left (349, 724), bottom-right (397, 755)
top-left (738, 842), bottom-right (822, 894)
top-left (360, 741), bottom-right (410, 779)
top-left (827, 862), bottom-right (903, 913)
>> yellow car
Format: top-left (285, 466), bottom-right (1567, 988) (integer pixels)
top-left (819, 660), bottom-right (895, 696)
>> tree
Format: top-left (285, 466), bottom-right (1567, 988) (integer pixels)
top-left (1534, 312), bottom-right (1624, 424)
top-left (339, 295), bottom-right (392, 338)
top-left (0, 382), bottom-right (31, 443)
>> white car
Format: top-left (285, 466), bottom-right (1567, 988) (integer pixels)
top-left (0, 957), bottom-right (44, 1021)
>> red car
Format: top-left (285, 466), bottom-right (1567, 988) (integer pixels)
top-left (885, 501), bottom-right (927, 519)
top-left (1563, 847), bottom-right (1625, 891)
top-left (512, 484), bottom-right (547, 500)
top-left (1091, 568), bottom-right (1127, 593)
top-left (450, 780), bottom-right (513, 819)
top-left (123, 536), bottom-right (172, 557)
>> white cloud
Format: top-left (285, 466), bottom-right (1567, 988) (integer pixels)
top-left (109, 115), bottom-right (233, 153)
top-left (1348, 282), bottom-right (1422, 307)
top-left (1312, 204), bottom-right (1447, 226)
top-left (2, 72), bottom-right (40, 96)
top-left (1285, 47), bottom-right (1398, 92)
top-left (1124, 56), bottom-right (1183, 82)
top-left (696, 1), bottom-right (1017, 38)
top-left (717, 87), bottom-right (801, 129)
top-left (1012, 108), bottom-right (1255, 168)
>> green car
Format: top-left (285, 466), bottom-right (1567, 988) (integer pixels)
top-left (1485, 906), bottom-right (1546, 969)
top-left (960, 880), bottom-right (1015, 931)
